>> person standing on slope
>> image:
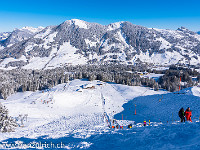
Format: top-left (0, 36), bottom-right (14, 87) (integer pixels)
top-left (178, 107), bottom-right (185, 122)
top-left (185, 107), bottom-right (192, 122)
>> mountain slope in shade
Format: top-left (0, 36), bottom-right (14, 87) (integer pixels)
top-left (0, 19), bottom-right (200, 70)
top-left (197, 31), bottom-right (200, 35)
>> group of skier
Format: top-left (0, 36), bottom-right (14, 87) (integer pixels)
top-left (179, 107), bottom-right (192, 122)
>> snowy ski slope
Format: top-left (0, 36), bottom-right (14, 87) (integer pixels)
top-left (0, 79), bottom-right (199, 149)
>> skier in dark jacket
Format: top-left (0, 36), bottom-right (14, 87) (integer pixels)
top-left (178, 107), bottom-right (185, 122)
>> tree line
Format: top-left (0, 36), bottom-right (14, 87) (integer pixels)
top-left (0, 64), bottom-right (199, 100)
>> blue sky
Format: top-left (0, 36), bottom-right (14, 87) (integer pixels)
top-left (0, 0), bottom-right (200, 32)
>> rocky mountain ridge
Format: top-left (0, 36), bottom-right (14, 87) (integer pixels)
top-left (0, 19), bottom-right (200, 70)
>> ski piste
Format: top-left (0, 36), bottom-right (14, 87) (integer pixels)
top-left (101, 93), bottom-right (112, 128)
top-left (0, 79), bottom-right (200, 149)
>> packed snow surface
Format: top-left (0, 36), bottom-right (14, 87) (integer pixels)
top-left (0, 79), bottom-right (200, 149)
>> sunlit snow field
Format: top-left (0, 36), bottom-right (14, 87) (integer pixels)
top-left (0, 79), bottom-right (200, 149)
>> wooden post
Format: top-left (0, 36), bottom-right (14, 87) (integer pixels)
top-left (135, 104), bottom-right (136, 115)
top-left (122, 114), bottom-right (123, 129)
top-left (149, 120), bottom-right (150, 126)
top-left (179, 77), bottom-right (181, 93)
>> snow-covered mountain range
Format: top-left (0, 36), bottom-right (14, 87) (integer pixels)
top-left (0, 26), bottom-right (44, 47)
top-left (0, 19), bottom-right (200, 70)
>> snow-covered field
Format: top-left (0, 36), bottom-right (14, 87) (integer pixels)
top-left (0, 79), bottom-right (200, 149)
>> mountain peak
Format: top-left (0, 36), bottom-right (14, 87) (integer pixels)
top-left (63, 19), bottom-right (89, 29)
top-left (12, 26), bottom-right (44, 33)
top-left (21, 26), bottom-right (44, 33)
top-left (107, 21), bottom-right (125, 31)
top-left (177, 26), bottom-right (190, 32)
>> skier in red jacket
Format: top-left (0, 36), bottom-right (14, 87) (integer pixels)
top-left (185, 107), bottom-right (192, 122)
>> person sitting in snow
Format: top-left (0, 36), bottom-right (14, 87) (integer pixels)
top-left (185, 107), bottom-right (192, 122)
top-left (128, 124), bottom-right (132, 128)
top-left (178, 107), bottom-right (185, 122)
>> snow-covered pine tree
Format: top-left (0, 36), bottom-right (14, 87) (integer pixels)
top-left (0, 102), bottom-right (18, 132)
